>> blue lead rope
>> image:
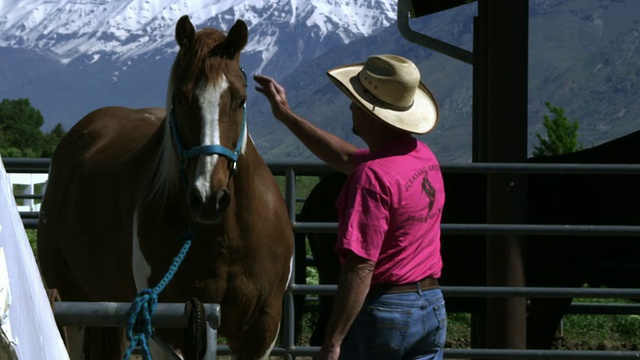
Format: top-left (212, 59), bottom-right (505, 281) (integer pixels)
top-left (123, 224), bottom-right (197, 360)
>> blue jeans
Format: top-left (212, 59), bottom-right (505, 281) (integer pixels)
top-left (340, 288), bottom-right (447, 360)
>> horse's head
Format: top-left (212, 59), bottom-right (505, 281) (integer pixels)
top-left (167, 15), bottom-right (248, 223)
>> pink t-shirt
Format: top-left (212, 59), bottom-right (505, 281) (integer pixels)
top-left (335, 136), bottom-right (444, 285)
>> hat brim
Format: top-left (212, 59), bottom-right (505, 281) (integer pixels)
top-left (327, 63), bottom-right (439, 135)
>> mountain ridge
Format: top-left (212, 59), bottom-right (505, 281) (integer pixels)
top-left (0, 0), bottom-right (398, 133)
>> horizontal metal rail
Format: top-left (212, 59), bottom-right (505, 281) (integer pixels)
top-left (54, 302), bottom-right (220, 328)
top-left (303, 295), bottom-right (640, 315)
top-left (7, 158), bottom-right (640, 175)
top-left (294, 222), bottom-right (640, 237)
top-left (13, 194), bottom-right (43, 200)
top-left (270, 161), bottom-right (640, 175)
top-left (2, 157), bottom-right (50, 173)
top-left (53, 302), bottom-right (221, 358)
top-left (289, 284), bottom-right (640, 300)
top-left (20, 219), bottom-right (38, 229)
top-left (21, 217), bottom-right (640, 236)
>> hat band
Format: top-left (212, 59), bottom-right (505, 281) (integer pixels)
top-left (353, 75), bottom-right (414, 112)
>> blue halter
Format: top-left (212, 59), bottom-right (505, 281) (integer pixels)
top-left (169, 97), bottom-right (247, 177)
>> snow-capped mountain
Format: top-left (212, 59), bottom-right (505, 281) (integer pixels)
top-left (0, 0), bottom-right (396, 72)
top-left (0, 0), bottom-right (398, 131)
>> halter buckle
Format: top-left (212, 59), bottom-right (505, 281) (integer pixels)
top-left (229, 159), bottom-right (238, 177)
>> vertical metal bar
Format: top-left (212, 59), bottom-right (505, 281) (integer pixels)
top-left (285, 169), bottom-right (296, 221)
top-left (472, 11), bottom-right (487, 164)
top-left (481, 0), bottom-right (529, 353)
top-left (471, 3), bottom-right (489, 351)
top-left (206, 304), bottom-right (220, 359)
top-left (284, 167), bottom-right (297, 359)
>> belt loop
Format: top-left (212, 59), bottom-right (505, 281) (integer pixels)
top-left (416, 280), bottom-right (422, 294)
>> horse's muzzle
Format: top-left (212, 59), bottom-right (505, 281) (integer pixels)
top-left (188, 187), bottom-right (230, 223)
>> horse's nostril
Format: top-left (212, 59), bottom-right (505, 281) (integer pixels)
top-left (188, 189), bottom-right (204, 211)
top-left (217, 189), bottom-right (230, 212)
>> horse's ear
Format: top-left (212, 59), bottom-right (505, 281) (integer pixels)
top-left (225, 19), bottom-right (248, 57)
top-left (176, 15), bottom-right (196, 49)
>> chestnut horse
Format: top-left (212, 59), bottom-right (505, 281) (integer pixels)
top-left (295, 129), bottom-right (640, 349)
top-left (37, 16), bottom-right (293, 359)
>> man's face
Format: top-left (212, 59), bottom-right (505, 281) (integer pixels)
top-left (350, 102), bottom-right (368, 137)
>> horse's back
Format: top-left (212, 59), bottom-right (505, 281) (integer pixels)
top-left (56, 107), bottom-right (163, 167)
top-left (38, 106), bottom-right (165, 301)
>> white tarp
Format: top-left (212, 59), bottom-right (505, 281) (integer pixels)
top-left (0, 155), bottom-right (69, 359)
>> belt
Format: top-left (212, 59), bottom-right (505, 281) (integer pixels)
top-left (368, 277), bottom-right (439, 297)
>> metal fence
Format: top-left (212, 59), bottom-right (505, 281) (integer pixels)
top-left (4, 158), bottom-right (640, 359)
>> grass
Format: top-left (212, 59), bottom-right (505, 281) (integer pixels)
top-left (557, 298), bottom-right (640, 350)
top-left (443, 298), bottom-right (640, 350)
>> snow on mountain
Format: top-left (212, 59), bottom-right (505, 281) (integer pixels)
top-left (0, 0), bottom-right (397, 70)
top-left (0, 0), bottom-right (398, 131)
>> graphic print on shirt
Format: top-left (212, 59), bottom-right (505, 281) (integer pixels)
top-left (405, 165), bottom-right (441, 223)
top-left (422, 176), bottom-right (436, 213)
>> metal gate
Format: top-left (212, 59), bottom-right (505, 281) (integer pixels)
top-left (5, 158), bottom-right (640, 359)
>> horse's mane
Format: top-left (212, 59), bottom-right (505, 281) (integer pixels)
top-left (149, 122), bottom-right (181, 202)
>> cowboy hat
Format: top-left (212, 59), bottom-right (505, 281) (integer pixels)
top-left (327, 54), bottom-right (439, 134)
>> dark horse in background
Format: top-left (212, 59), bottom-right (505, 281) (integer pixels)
top-left (37, 16), bottom-right (293, 359)
top-left (295, 129), bottom-right (640, 349)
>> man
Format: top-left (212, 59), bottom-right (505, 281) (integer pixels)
top-left (255, 54), bottom-right (447, 360)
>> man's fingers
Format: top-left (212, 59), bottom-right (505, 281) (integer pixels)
top-left (253, 75), bottom-right (276, 95)
top-left (253, 74), bottom-right (272, 86)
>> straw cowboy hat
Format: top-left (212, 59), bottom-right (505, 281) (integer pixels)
top-left (327, 54), bottom-right (439, 135)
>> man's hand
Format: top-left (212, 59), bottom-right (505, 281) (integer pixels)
top-left (253, 73), bottom-right (358, 175)
top-left (319, 252), bottom-right (375, 359)
top-left (253, 74), bottom-right (291, 122)
top-left (319, 344), bottom-right (340, 360)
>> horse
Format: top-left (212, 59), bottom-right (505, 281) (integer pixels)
top-left (37, 16), bottom-right (293, 360)
top-left (294, 129), bottom-right (640, 349)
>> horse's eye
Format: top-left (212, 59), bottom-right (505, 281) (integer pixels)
top-left (239, 98), bottom-right (246, 109)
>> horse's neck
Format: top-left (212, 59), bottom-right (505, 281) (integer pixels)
top-left (236, 138), bottom-right (268, 181)
top-left (231, 138), bottom-right (281, 213)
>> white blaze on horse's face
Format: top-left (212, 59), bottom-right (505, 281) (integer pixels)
top-left (192, 76), bottom-right (230, 212)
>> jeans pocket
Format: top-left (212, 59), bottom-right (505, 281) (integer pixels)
top-left (432, 302), bottom-right (448, 348)
top-left (364, 305), bottom-right (412, 358)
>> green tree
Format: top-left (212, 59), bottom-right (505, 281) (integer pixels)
top-left (0, 98), bottom-right (44, 157)
top-left (42, 123), bottom-right (67, 157)
top-left (532, 101), bottom-right (584, 157)
top-left (0, 98), bottom-right (66, 157)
